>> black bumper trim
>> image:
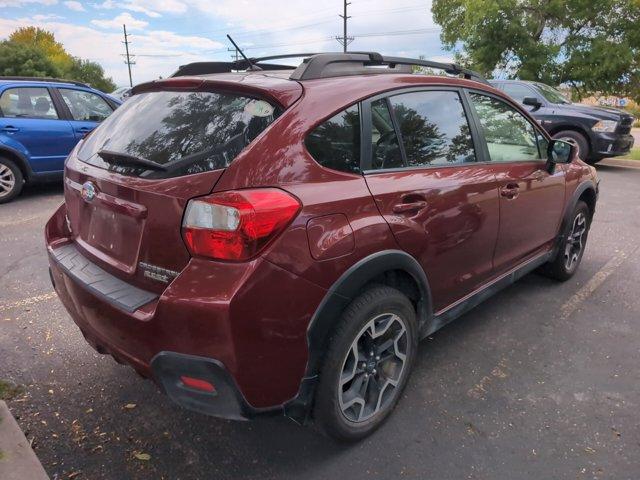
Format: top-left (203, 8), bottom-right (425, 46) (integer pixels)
top-left (151, 352), bottom-right (257, 421)
top-left (50, 243), bottom-right (157, 313)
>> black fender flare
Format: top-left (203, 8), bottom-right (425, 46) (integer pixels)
top-left (284, 249), bottom-right (433, 422)
top-left (0, 145), bottom-right (34, 181)
top-left (554, 180), bottom-right (597, 257)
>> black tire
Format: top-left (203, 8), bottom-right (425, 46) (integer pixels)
top-left (541, 201), bottom-right (591, 281)
top-left (313, 285), bottom-right (418, 442)
top-left (0, 157), bottom-right (24, 204)
top-left (552, 130), bottom-right (590, 163)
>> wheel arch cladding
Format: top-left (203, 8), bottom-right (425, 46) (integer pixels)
top-left (305, 250), bottom-right (432, 381)
top-left (557, 181), bottom-right (597, 253)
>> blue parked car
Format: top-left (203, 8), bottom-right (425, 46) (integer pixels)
top-left (0, 77), bottom-right (121, 203)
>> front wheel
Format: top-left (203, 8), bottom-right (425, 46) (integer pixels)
top-left (314, 285), bottom-right (418, 442)
top-left (542, 200), bottom-right (591, 281)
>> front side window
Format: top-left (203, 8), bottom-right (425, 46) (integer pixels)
top-left (470, 93), bottom-right (543, 162)
top-left (0, 87), bottom-right (58, 119)
top-left (389, 91), bottom-right (476, 167)
top-left (305, 105), bottom-right (361, 174)
top-left (501, 83), bottom-right (538, 104)
top-left (59, 89), bottom-right (113, 122)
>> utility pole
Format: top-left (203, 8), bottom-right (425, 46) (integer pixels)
top-left (121, 24), bottom-right (135, 87)
top-left (228, 47), bottom-right (239, 62)
top-left (335, 0), bottom-right (353, 52)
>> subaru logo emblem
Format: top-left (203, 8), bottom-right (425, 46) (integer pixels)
top-left (81, 181), bottom-right (96, 202)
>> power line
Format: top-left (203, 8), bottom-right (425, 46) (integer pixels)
top-left (121, 24), bottom-right (135, 87)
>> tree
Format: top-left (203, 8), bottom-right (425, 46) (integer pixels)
top-left (9, 26), bottom-right (73, 74)
top-left (0, 41), bottom-right (61, 77)
top-left (6, 27), bottom-right (117, 93)
top-left (432, 0), bottom-right (640, 101)
top-left (67, 58), bottom-right (116, 93)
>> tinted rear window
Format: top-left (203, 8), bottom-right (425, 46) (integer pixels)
top-left (77, 90), bottom-right (281, 178)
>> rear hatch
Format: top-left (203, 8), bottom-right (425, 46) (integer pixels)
top-left (63, 81), bottom-right (288, 294)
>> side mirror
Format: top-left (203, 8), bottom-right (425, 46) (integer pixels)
top-left (547, 139), bottom-right (575, 172)
top-left (523, 97), bottom-right (542, 110)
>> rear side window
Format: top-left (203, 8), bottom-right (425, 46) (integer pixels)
top-left (59, 88), bottom-right (113, 122)
top-left (0, 87), bottom-right (59, 119)
top-left (305, 105), bottom-right (361, 174)
top-left (389, 91), bottom-right (476, 167)
top-left (77, 90), bottom-right (281, 178)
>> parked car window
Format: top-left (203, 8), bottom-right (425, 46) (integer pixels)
top-left (470, 93), bottom-right (543, 162)
top-left (370, 99), bottom-right (403, 170)
top-left (0, 87), bottom-right (59, 119)
top-left (389, 91), bottom-right (476, 167)
top-left (533, 83), bottom-right (571, 104)
top-left (305, 105), bottom-right (361, 174)
top-left (59, 89), bottom-right (113, 122)
top-left (78, 90), bottom-right (282, 178)
top-left (501, 83), bottom-right (538, 103)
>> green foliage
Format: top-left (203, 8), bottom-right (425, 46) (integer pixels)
top-left (67, 58), bottom-right (116, 93)
top-left (0, 41), bottom-right (61, 77)
top-left (432, 0), bottom-right (640, 102)
top-left (3, 27), bottom-right (116, 93)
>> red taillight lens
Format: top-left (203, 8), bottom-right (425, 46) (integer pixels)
top-left (182, 188), bottom-right (301, 261)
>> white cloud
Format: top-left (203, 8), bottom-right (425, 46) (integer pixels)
top-left (32, 13), bottom-right (65, 21)
top-left (120, 3), bottom-right (161, 18)
top-left (91, 12), bottom-right (148, 30)
top-left (64, 0), bottom-right (85, 11)
top-left (0, 0), bottom-right (57, 6)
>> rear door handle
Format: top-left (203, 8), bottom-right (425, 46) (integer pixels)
top-left (76, 127), bottom-right (93, 133)
top-left (500, 183), bottom-right (520, 199)
top-left (392, 200), bottom-right (428, 214)
top-left (1, 126), bottom-right (19, 133)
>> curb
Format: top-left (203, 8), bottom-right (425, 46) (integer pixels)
top-left (0, 400), bottom-right (49, 480)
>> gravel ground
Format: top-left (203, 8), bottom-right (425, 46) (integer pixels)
top-left (1, 162), bottom-right (640, 480)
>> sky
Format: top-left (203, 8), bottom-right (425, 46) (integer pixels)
top-left (0, 0), bottom-right (452, 89)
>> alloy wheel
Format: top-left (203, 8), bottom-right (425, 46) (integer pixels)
top-left (338, 313), bottom-right (409, 423)
top-left (564, 212), bottom-right (586, 271)
top-left (0, 164), bottom-right (16, 199)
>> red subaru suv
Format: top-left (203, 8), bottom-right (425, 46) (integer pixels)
top-left (45, 53), bottom-right (598, 441)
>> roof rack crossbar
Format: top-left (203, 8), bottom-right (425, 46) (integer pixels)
top-left (0, 76), bottom-right (91, 88)
top-left (289, 53), bottom-right (488, 84)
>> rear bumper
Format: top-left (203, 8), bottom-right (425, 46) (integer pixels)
top-left (46, 203), bottom-right (327, 418)
top-left (592, 132), bottom-right (634, 157)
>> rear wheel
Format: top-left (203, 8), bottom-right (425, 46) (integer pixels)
top-left (553, 130), bottom-right (590, 163)
top-left (314, 285), bottom-right (418, 442)
top-left (0, 157), bottom-right (23, 204)
top-left (542, 200), bottom-right (591, 281)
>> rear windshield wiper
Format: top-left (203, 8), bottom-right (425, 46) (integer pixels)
top-left (97, 149), bottom-right (167, 171)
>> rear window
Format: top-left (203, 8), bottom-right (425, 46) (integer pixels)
top-left (77, 90), bottom-right (281, 178)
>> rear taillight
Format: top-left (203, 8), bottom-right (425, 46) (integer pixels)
top-left (182, 188), bottom-right (301, 261)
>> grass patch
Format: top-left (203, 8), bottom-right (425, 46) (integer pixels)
top-left (0, 380), bottom-right (24, 401)
top-left (621, 148), bottom-right (640, 160)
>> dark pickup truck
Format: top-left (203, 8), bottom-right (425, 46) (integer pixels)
top-left (490, 80), bottom-right (635, 164)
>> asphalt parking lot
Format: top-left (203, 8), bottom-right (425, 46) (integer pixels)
top-left (1, 161), bottom-right (639, 480)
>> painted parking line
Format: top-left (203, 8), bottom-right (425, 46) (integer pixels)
top-left (0, 292), bottom-right (57, 312)
top-left (559, 250), bottom-right (629, 320)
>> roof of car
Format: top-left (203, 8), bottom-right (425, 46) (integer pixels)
top-left (0, 77), bottom-right (93, 89)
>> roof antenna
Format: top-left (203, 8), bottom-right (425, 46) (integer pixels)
top-left (226, 34), bottom-right (261, 71)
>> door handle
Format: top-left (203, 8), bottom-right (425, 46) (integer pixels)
top-left (392, 200), bottom-right (428, 214)
top-left (500, 183), bottom-right (520, 199)
top-left (76, 127), bottom-right (93, 132)
top-left (1, 126), bottom-right (19, 133)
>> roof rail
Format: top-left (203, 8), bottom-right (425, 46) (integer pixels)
top-left (171, 53), bottom-right (320, 77)
top-left (171, 52), bottom-right (488, 85)
top-left (0, 76), bottom-right (91, 88)
top-left (289, 52), bottom-right (488, 84)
